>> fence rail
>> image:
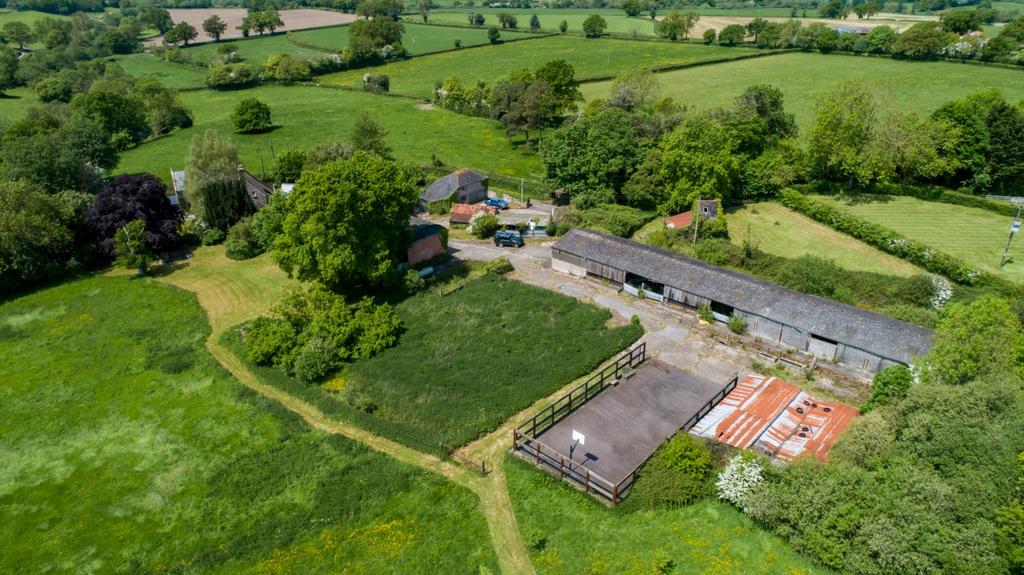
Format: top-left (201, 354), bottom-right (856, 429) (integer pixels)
top-left (515, 342), bottom-right (646, 441)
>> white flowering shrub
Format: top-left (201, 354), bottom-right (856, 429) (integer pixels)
top-left (716, 452), bottom-right (764, 511)
top-left (929, 275), bottom-right (952, 309)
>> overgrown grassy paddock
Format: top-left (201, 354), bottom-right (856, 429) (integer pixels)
top-left (320, 35), bottom-right (761, 98)
top-left (581, 52), bottom-right (1024, 128)
top-left (290, 22), bottom-right (539, 55)
top-left (727, 202), bottom-right (923, 277)
top-left (0, 275), bottom-right (498, 573)
top-left (116, 84), bottom-right (544, 183)
top-left (812, 194), bottom-right (1024, 283)
top-left (505, 457), bottom-right (832, 575)
top-left (224, 271), bottom-right (643, 450)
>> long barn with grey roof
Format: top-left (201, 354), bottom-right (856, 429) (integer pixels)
top-left (551, 229), bottom-right (932, 372)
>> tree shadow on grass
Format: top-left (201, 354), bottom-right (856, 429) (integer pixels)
top-left (830, 192), bottom-right (896, 206)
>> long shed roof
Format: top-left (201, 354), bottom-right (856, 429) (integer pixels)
top-left (552, 228), bottom-right (933, 364)
top-left (421, 168), bottom-right (487, 202)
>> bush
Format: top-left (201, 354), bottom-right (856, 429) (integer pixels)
top-left (628, 434), bottom-right (714, 509)
top-left (250, 193), bottom-right (290, 250)
top-left (362, 73), bottom-right (390, 93)
top-left (201, 227), bottom-right (225, 245)
top-left (225, 217), bottom-right (264, 260)
top-left (485, 257), bottom-right (514, 275)
top-left (231, 98), bottom-right (272, 133)
top-left (292, 337), bottom-right (339, 383)
top-left (697, 302), bottom-right (714, 323)
top-left (263, 53), bottom-right (313, 83)
top-left (727, 313), bottom-right (747, 334)
top-left (403, 268), bottom-right (425, 294)
top-left (243, 317), bottom-right (297, 365)
top-left (206, 63), bottom-right (258, 90)
top-left (773, 255), bottom-right (855, 304)
top-left (716, 452), bottom-right (765, 511)
top-left (470, 213), bottom-right (500, 238)
top-left (576, 204), bottom-right (655, 238)
top-left (861, 364), bottom-right (913, 413)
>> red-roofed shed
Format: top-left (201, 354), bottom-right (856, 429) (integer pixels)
top-left (664, 211), bottom-right (693, 229)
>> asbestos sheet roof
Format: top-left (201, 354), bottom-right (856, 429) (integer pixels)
top-left (691, 374), bottom-right (858, 462)
top-left (170, 170), bottom-right (185, 194)
top-left (421, 168), bottom-right (487, 202)
top-left (552, 228), bottom-right (933, 364)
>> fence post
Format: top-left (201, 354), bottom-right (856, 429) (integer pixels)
top-left (559, 456), bottom-right (564, 479)
top-left (535, 441), bottom-right (541, 465)
top-left (481, 461), bottom-right (486, 476)
top-left (612, 482), bottom-right (618, 506)
top-left (585, 469), bottom-right (591, 494)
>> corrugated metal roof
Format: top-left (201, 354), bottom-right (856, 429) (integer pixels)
top-left (552, 229), bottom-right (933, 365)
top-left (692, 374), bottom-right (858, 462)
top-left (170, 170), bottom-right (185, 194)
top-left (664, 211), bottom-right (693, 229)
top-left (421, 168), bottom-right (487, 202)
top-left (449, 203), bottom-right (493, 224)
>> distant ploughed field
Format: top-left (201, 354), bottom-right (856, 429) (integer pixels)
top-left (164, 8), bottom-right (356, 42)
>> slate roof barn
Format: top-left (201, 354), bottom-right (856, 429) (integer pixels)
top-left (421, 168), bottom-right (488, 206)
top-left (551, 229), bottom-right (933, 371)
top-left (241, 170), bottom-right (274, 210)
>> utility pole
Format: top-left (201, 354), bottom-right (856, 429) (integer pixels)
top-left (692, 202), bottom-right (702, 245)
top-left (999, 203), bottom-right (1022, 268)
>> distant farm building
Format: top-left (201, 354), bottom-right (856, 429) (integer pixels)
top-left (408, 221), bottom-right (447, 265)
top-left (421, 168), bottom-right (489, 212)
top-left (551, 229), bottom-right (932, 372)
top-left (691, 374), bottom-right (858, 462)
top-left (665, 199), bottom-right (718, 229)
top-left (170, 167), bottom-right (275, 210)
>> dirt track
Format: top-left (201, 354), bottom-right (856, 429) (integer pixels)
top-left (165, 8), bottom-right (356, 42)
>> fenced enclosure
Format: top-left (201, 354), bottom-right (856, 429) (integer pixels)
top-left (513, 343), bottom-right (738, 506)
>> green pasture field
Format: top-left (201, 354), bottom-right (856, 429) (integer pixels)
top-left (582, 52), bottom-right (1024, 129)
top-left (728, 202), bottom-right (923, 277)
top-left (292, 22), bottom-right (539, 55)
top-left (112, 53), bottom-right (208, 89)
top-left (427, 8), bottom-right (662, 36)
top-left (505, 457), bottom-right (831, 575)
top-left (184, 32), bottom-right (332, 65)
top-left (0, 8), bottom-right (69, 25)
top-left (811, 194), bottom-right (1024, 283)
top-left (224, 271), bottom-right (642, 449)
top-left (320, 34), bottom-right (761, 98)
top-left (0, 87), bottom-right (44, 122)
top-left (116, 84), bottom-right (544, 183)
top-left (0, 275), bottom-right (498, 573)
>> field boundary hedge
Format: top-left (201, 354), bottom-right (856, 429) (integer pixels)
top-left (779, 188), bottom-right (990, 285)
top-left (577, 48), bottom-right (791, 83)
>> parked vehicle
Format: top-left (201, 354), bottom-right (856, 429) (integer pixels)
top-left (485, 197), bottom-right (509, 210)
top-left (493, 230), bottom-right (524, 247)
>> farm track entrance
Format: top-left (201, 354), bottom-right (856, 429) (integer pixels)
top-left (156, 253), bottom-right (536, 575)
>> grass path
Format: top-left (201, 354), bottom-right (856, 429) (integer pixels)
top-left (155, 246), bottom-right (535, 575)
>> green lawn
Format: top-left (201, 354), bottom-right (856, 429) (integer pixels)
top-left (184, 32), bottom-right (333, 66)
top-left (728, 202), bottom-right (923, 277)
top-left (0, 8), bottom-right (69, 25)
top-left (582, 52), bottom-right (1024, 129)
top-left (112, 53), bottom-right (208, 90)
top-left (225, 272), bottom-right (642, 449)
top-left (0, 275), bottom-right (498, 573)
top-left (505, 457), bottom-right (831, 575)
top-left (117, 84), bottom-right (544, 183)
top-left (321, 34), bottom-right (761, 98)
top-left (811, 194), bottom-right (1024, 283)
top-left (0, 87), bottom-right (44, 122)
top-left (292, 22), bottom-right (539, 55)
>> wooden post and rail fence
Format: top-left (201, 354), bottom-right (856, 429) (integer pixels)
top-left (512, 341), bottom-right (739, 506)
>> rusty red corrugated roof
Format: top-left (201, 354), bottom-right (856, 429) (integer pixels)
top-left (692, 374), bottom-right (858, 463)
top-left (664, 211), bottom-right (693, 229)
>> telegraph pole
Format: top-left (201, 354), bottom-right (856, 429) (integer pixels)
top-left (999, 203), bottom-right (1023, 268)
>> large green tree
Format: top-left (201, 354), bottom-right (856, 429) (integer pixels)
top-left (919, 295), bottom-right (1024, 385)
top-left (655, 12), bottom-right (699, 41)
top-left (659, 113), bottom-right (740, 214)
top-left (274, 152), bottom-right (420, 289)
top-left (542, 107), bottom-right (652, 197)
top-left (807, 80), bottom-right (876, 189)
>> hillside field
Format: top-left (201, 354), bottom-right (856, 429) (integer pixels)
top-left (0, 275), bottom-right (498, 573)
top-left (112, 53), bottom-right (208, 89)
top-left (291, 22), bottom-right (541, 55)
top-left (184, 32), bottom-right (334, 65)
top-left (116, 84), bottom-right (545, 183)
top-left (728, 202), bottom-right (923, 277)
top-left (320, 34), bottom-right (762, 97)
top-left (581, 52), bottom-right (1024, 128)
top-left (505, 457), bottom-right (831, 575)
top-left (812, 194), bottom-right (1024, 283)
